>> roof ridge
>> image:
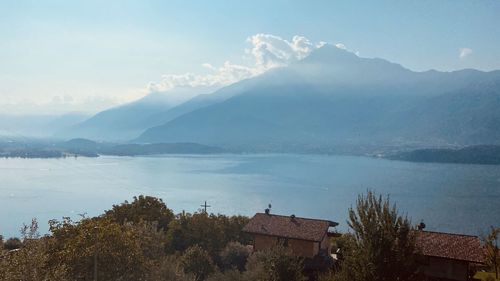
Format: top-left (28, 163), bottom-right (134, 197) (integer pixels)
top-left (255, 212), bottom-right (336, 224)
top-left (416, 230), bottom-right (479, 238)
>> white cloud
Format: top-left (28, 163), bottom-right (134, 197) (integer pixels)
top-left (147, 62), bottom-right (256, 93)
top-left (246, 34), bottom-right (325, 68)
top-left (459, 47), bottom-right (473, 59)
top-left (147, 34), bottom-right (327, 94)
top-left (335, 43), bottom-right (347, 50)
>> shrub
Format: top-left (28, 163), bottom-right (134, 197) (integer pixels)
top-left (245, 245), bottom-right (306, 281)
top-left (4, 237), bottom-right (22, 251)
top-left (147, 255), bottom-right (195, 281)
top-left (219, 242), bottom-right (251, 271)
top-left (180, 245), bottom-right (216, 281)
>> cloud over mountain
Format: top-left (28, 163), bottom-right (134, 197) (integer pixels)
top-left (147, 34), bottom-right (327, 94)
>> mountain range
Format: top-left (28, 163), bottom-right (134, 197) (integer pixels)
top-left (57, 45), bottom-right (500, 152)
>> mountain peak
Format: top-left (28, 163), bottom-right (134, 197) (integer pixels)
top-left (302, 44), bottom-right (360, 64)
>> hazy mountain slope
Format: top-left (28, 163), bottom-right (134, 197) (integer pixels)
top-left (0, 113), bottom-right (89, 138)
top-left (56, 91), bottom-right (192, 141)
top-left (398, 79), bottom-right (500, 145)
top-left (136, 45), bottom-right (500, 149)
top-left (140, 77), bottom-right (262, 129)
top-left (137, 85), bottom-right (421, 147)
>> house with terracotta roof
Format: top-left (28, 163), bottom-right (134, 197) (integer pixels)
top-left (415, 230), bottom-right (485, 281)
top-left (242, 212), bottom-right (338, 260)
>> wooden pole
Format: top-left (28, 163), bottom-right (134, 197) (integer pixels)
top-left (495, 236), bottom-right (498, 280)
top-left (94, 226), bottom-right (98, 281)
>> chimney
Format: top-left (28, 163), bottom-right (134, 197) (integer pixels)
top-left (265, 203), bottom-right (272, 215)
top-left (417, 220), bottom-right (426, 231)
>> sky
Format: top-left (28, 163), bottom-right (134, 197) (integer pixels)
top-left (1, 0), bottom-right (499, 114)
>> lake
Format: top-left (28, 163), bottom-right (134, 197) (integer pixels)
top-left (1, 154), bottom-right (499, 238)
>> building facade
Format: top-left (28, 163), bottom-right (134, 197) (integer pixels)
top-left (415, 230), bottom-right (485, 281)
top-left (242, 213), bottom-right (338, 258)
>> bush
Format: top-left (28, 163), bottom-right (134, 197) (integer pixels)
top-left (206, 269), bottom-right (246, 281)
top-left (47, 217), bottom-right (150, 281)
top-left (245, 245), bottom-right (306, 281)
top-left (0, 219), bottom-right (70, 281)
top-left (166, 212), bottom-right (250, 260)
top-left (219, 242), bottom-right (251, 271)
top-left (180, 245), bottom-right (216, 281)
top-left (4, 237), bottom-right (22, 251)
top-left (147, 255), bottom-right (194, 281)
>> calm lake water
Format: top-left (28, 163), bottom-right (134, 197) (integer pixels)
top-left (0, 154), bottom-right (499, 237)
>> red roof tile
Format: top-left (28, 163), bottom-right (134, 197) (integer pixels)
top-left (242, 213), bottom-right (338, 242)
top-left (415, 231), bottom-right (485, 263)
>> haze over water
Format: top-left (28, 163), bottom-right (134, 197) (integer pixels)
top-left (1, 154), bottom-right (499, 238)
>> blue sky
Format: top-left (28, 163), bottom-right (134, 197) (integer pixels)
top-left (1, 0), bottom-right (499, 114)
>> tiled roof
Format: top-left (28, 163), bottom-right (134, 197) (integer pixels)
top-left (415, 230), bottom-right (485, 263)
top-left (242, 213), bottom-right (338, 242)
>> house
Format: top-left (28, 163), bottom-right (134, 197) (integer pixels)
top-left (242, 212), bottom-right (338, 259)
top-left (415, 230), bottom-right (485, 281)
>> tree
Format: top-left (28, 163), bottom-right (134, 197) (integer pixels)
top-left (180, 245), bottom-right (216, 281)
top-left (484, 226), bottom-right (500, 279)
top-left (219, 242), bottom-right (251, 271)
top-left (166, 212), bottom-right (250, 260)
top-left (46, 217), bottom-right (149, 281)
top-left (3, 237), bottom-right (22, 251)
top-left (0, 218), bottom-right (69, 281)
top-left (147, 255), bottom-right (195, 281)
top-left (332, 191), bottom-right (419, 281)
top-left (105, 195), bottom-right (175, 231)
top-left (206, 269), bottom-right (246, 281)
top-left (245, 245), bottom-right (306, 281)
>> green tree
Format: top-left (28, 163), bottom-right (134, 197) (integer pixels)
top-left (166, 212), bottom-right (250, 260)
top-left (147, 255), bottom-right (195, 281)
top-left (0, 219), bottom-right (69, 281)
top-left (47, 217), bottom-right (149, 281)
top-left (245, 245), bottom-right (306, 281)
top-left (206, 269), bottom-right (246, 281)
top-left (484, 226), bottom-right (500, 279)
top-left (219, 242), bottom-right (251, 271)
top-left (105, 195), bottom-right (175, 231)
top-left (180, 245), bottom-right (216, 281)
top-left (3, 237), bottom-right (22, 251)
top-left (332, 191), bottom-right (419, 281)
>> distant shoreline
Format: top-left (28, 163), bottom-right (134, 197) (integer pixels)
top-left (2, 139), bottom-right (500, 166)
top-left (384, 145), bottom-right (500, 165)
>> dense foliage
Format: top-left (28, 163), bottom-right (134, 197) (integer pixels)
top-left (105, 195), bottom-right (175, 231)
top-left (484, 227), bottom-right (500, 278)
top-left (323, 191), bottom-right (419, 281)
top-left (180, 245), bottom-right (216, 281)
top-left (1, 192), bottom-right (491, 281)
top-left (0, 196), bottom-right (252, 281)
